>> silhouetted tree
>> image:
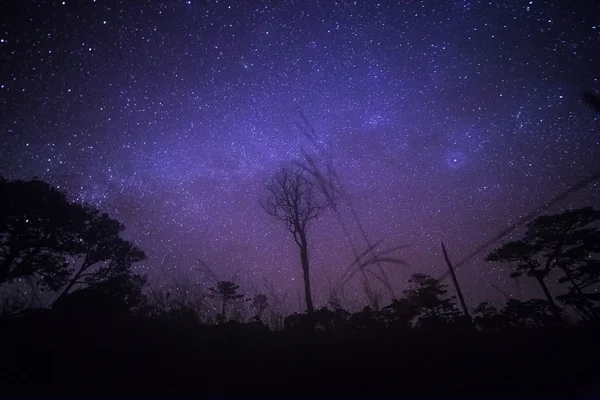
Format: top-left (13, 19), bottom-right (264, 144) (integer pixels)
top-left (556, 257), bottom-right (600, 321)
top-left (529, 207), bottom-right (600, 320)
top-left (471, 301), bottom-right (510, 332)
top-left (55, 205), bottom-right (147, 303)
top-left (261, 165), bottom-right (334, 314)
top-left (501, 298), bottom-right (557, 328)
top-left (403, 273), bottom-right (460, 328)
top-left (0, 178), bottom-right (147, 309)
top-left (53, 271), bottom-right (147, 319)
top-left (310, 304), bottom-right (351, 333)
top-left (0, 178), bottom-right (77, 289)
top-left (284, 311), bottom-right (315, 333)
top-left (485, 240), bottom-right (561, 318)
top-left (381, 297), bottom-right (419, 330)
top-left (472, 299), bottom-right (556, 330)
top-left (209, 281), bottom-right (244, 322)
top-left (485, 207), bottom-right (600, 321)
top-left (92, 270), bottom-right (147, 311)
top-left (348, 305), bottom-right (383, 332)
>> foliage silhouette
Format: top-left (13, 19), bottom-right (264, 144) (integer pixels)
top-left (472, 298), bottom-right (558, 330)
top-left (208, 280), bottom-right (244, 322)
top-left (472, 301), bottom-right (510, 332)
top-left (55, 204), bottom-right (147, 303)
top-left (0, 178), bottom-right (79, 289)
top-left (502, 298), bottom-right (557, 328)
top-left (530, 207), bottom-right (600, 321)
top-left (381, 297), bottom-right (419, 330)
top-left (0, 177), bottom-right (147, 312)
top-left (486, 207), bottom-right (600, 321)
top-left (403, 273), bottom-right (461, 328)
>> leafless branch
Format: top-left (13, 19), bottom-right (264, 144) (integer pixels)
top-left (291, 107), bottom-right (410, 306)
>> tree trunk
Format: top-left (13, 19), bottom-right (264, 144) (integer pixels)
top-left (533, 274), bottom-right (562, 321)
top-left (560, 266), bottom-right (598, 321)
top-left (441, 242), bottom-right (472, 324)
top-left (54, 260), bottom-right (90, 304)
top-left (299, 236), bottom-right (314, 315)
top-left (54, 277), bottom-right (79, 304)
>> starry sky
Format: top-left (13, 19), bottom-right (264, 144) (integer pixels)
top-left (1, 0), bottom-right (599, 311)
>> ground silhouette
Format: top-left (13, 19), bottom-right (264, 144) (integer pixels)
top-left (1, 177), bottom-right (600, 399)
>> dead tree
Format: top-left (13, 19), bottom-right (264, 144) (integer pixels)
top-left (292, 108), bottom-right (406, 308)
top-left (441, 242), bottom-right (471, 323)
top-left (262, 165), bottom-right (333, 315)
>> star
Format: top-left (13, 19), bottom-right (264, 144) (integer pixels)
top-left (0, 0), bottom-right (597, 310)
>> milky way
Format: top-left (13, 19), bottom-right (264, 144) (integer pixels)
top-left (1, 0), bottom-right (598, 310)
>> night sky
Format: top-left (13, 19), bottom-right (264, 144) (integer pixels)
top-left (1, 0), bottom-right (598, 310)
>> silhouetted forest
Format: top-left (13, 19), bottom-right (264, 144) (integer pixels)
top-left (1, 175), bottom-right (599, 399)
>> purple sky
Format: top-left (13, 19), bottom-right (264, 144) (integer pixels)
top-left (1, 0), bottom-right (598, 311)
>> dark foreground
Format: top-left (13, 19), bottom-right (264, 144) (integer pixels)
top-left (1, 311), bottom-right (599, 400)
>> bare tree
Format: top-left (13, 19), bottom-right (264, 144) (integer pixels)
top-left (262, 165), bottom-right (333, 315)
top-left (292, 109), bottom-right (407, 309)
